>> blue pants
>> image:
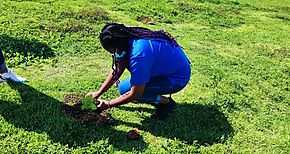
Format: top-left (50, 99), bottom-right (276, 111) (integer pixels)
top-left (0, 49), bottom-right (6, 70)
top-left (118, 76), bottom-right (189, 104)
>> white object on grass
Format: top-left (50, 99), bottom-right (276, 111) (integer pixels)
top-left (1, 70), bottom-right (27, 82)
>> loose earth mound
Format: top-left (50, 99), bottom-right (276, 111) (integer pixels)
top-left (61, 94), bottom-right (113, 125)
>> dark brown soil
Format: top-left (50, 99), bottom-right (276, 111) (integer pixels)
top-left (127, 128), bottom-right (141, 140)
top-left (61, 93), bottom-right (112, 125)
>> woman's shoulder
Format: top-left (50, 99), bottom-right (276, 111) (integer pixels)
top-left (131, 38), bottom-right (170, 47)
top-left (129, 39), bottom-right (154, 56)
top-left (131, 38), bottom-right (150, 45)
top-left (130, 39), bottom-right (151, 49)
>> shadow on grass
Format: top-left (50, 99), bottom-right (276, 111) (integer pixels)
top-left (0, 81), bottom-right (233, 151)
top-left (121, 102), bottom-right (234, 145)
top-left (0, 34), bottom-right (54, 63)
top-left (0, 81), bottom-right (147, 152)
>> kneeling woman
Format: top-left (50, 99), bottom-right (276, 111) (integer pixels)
top-left (88, 23), bottom-right (191, 119)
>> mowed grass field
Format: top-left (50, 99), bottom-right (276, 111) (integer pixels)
top-left (0, 0), bottom-right (289, 153)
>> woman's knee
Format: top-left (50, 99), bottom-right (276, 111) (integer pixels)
top-left (118, 77), bottom-right (131, 95)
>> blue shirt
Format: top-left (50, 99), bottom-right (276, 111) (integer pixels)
top-left (118, 38), bottom-right (191, 85)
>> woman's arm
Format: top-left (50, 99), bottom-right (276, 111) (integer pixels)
top-left (89, 60), bottom-right (128, 99)
top-left (110, 84), bottom-right (145, 106)
top-left (97, 84), bottom-right (145, 110)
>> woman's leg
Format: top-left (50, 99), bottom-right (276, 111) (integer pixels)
top-left (118, 76), bottom-right (189, 119)
top-left (118, 76), bottom-right (187, 105)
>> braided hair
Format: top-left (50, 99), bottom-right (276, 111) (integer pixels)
top-left (99, 23), bottom-right (179, 52)
top-left (99, 23), bottom-right (180, 84)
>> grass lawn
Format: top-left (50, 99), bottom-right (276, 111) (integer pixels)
top-left (0, 0), bottom-right (289, 153)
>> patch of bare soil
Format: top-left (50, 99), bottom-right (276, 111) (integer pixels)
top-left (137, 16), bottom-right (156, 25)
top-left (61, 94), bottom-right (112, 125)
top-left (127, 128), bottom-right (141, 140)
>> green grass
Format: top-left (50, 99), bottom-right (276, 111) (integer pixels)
top-left (0, 0), bottom-right (289, 153)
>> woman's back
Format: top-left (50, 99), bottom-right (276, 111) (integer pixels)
top-left (128, 38), bottom-right (190, 85)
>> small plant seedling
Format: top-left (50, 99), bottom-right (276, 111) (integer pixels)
top-left (80, 95), bottom-right (97, 110)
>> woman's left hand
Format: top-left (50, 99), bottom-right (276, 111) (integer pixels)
top-left (96, 99), bottom-right (110, 112)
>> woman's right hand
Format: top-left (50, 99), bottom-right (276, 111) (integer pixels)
top-left (85, 91), bottom-right (101, 99)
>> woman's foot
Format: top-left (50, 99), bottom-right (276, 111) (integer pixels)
top-left (151, 97), bottom-right (176, 119)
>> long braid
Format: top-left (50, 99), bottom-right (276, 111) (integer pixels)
top-left (100, 23), bottom-right (180, 50)
top-left (121, 26), bottom-right (180, 47)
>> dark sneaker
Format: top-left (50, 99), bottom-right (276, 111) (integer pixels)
top-left (168, 97), bottom-right (177, 110)
top-left (151, 97), bottom-right (176, 119)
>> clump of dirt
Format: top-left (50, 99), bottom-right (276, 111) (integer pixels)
top-left (127, 128), bottom-right (141, 140)
top-left (137, 16), bottom-right (156, 25)
top-left (61, 93), bottom-right (112, 125)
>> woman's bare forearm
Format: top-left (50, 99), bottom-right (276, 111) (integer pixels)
top-left (108, 84), bottom-right (145, 107)
top-left (96, 70), bottom-right (115, 97)
top-left (95, 60), bottom-right (127, 98)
